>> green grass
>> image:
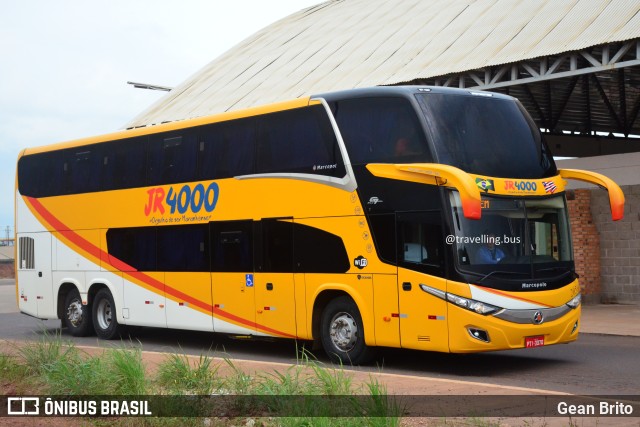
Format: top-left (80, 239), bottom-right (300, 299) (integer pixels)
top-left (237, 350), bottom-right (402, 426)
top-left (106, 347), bottom-right (148, 395)
top-left (13, 335), bottom-right (148, 395)
top-left (41, 349), bottom-right (107, 395)
top-left (360, 377), bottom-right (402, 426)
top-left (17, 329), bottom-right (76, 376)
top-left (221, 357), bottom-right (254, 395)
top-left (0, 351), bottom-right (32, 395)
top-left (156, 352), bottom-right (222, 395)
top-left (5, 334), bottom-right (403, 426)
top-left (0, 353), bottom-right (28, 381)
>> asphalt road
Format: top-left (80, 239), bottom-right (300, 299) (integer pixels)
top-left (1, 279), bottom-right (638, 395)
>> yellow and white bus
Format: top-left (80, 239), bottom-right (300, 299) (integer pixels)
top-left (15, 86), bottom-right (624, 364)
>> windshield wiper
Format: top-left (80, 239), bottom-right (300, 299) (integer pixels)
top-left (477, 270), bottom-right (529, 283)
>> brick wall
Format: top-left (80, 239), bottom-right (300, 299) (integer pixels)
top-left (590, 184), bottom-right (640, 304)
top-left (0, 263), bottom-right (14, 279)
top-left (567, 189), bottom-right (601, 302)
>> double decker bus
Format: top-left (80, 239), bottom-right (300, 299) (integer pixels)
top-left (15, 86), bottom-right (624, 364)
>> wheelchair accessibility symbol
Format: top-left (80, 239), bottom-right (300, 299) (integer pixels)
top-left (245, 274), bottom-right (254, 288)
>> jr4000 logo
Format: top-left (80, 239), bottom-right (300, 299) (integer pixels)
top-left (144, 182), bottom-right (219, 216)
top-left (504, 180), bottom-right (537, 192)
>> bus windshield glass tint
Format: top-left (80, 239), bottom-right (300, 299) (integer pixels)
top-left (416, 93), bottom-right (556, 179)
top-left (449, 192), bottom-right (573, 282)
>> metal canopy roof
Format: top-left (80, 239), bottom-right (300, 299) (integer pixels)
top-left (415, 40), bottom-right (640, 138)
top-left (126, 0), bottom-right (640, 137)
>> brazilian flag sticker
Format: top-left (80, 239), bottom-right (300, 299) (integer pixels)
top-left (475, 178), bottom-right (495, 193)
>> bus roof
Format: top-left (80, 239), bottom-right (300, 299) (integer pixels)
top-left (315, 85), bottom-right (516, 103)
top-left (20, 97), bottom-right (312, 157)
top-left (20, 86), bottom-right (516, 158)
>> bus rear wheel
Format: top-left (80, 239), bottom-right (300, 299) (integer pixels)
top-left (92, 288), bottom-right (122, 340)
top-left (63, 288), bottom-right (93, 336)
top-left (320, 296), bottom-right (375, 365)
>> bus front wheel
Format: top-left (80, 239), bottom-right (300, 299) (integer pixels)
top-left (320, 296), bottom-right (375, 365)
top-left (92, 288), bottom-right (122, 340)
top-left (63, 288), bottom-right (93, 337)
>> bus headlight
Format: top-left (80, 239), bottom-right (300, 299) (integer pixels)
top-left (446, 293), bottom-right (501, 315)
top-left (566, 294), bottom-right (581, 309)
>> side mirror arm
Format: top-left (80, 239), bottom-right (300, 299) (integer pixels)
top-left (559, 169), bottom-right (625, 221)
top-left (366, 163), bottom-right (482, 219)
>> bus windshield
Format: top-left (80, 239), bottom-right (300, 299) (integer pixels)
top-left (449, 191), bottom-right (574, 284)
top-left (417, 93), bottom-right (556, 179)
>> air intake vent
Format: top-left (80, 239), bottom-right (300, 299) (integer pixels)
top-left (417, 336), bottom-right (431, 342)
top-left (19, 237), bottom-right (35, 270)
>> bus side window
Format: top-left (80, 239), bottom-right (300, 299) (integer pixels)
top-left (18, 151), bottom-right (62, 197)
top-left (211, 221), bottom-right (253, 272)
top-left (102, 137), bottom-right (147, 191)
top-left (62, 148), bottom-right (102, 194)
top-left (148, 132), bottom-right (198, 185)
top-left (256, 106), bottom-right (344, 177)
top-left (199, 119), bottom-right (256, 180)
top-left (333, 97), bottom-right (432, 165)
top-left (106, 227), bottom-right (157, 272)
top-left (293, 223), bottom-right (350, 273)
top-left (397, 211), bottom-right (444, 276)
top-left (367, 214), bottom-right (396, 264)
top-left (157, 224), bottom-right (209, 272)
top-left (258, 219), bottom-right (293, 273)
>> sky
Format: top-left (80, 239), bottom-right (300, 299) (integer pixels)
top-left (0, 0), bottom-right (320, 235)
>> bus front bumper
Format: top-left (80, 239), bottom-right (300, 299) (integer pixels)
top-left (447, 304), bottom-right (581, 353)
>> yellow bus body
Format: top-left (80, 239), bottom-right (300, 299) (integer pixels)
top-left (15, 87), bottom-right (623, 362)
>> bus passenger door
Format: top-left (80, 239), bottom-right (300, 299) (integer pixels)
top-left (253, 219), bottom-right (297, 338)
top-left (16, 232), bottom-right (53, 318)
top-left (210, 221), bottom-right (256, 335)
top-left (396, 211), bottom-right (449, 352)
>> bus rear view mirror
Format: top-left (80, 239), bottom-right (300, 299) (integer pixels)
top-left (366, 163), bottom-right (482, 220)
top-left (558, 169), bottom-right (625, 221)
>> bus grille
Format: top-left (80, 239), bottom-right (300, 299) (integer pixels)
top-left (19, 237), bottom-right (35, 270)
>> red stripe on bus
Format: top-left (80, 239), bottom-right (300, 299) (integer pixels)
top-left (24, 196), bottom-right (296, 339)
top-left (212, 307), bottom-right (295, 338)
top-left (27, 197), bottom-right (105, 263)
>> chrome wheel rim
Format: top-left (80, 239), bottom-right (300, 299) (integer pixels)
top-left (96, 298), bottom-right (112, 330)
top-left (66, 299), bottom-right (84, 327)
top-left (329, 312), bottom-right (358, 352)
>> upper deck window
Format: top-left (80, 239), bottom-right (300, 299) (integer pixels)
top-left (148, 132), bottom-right (198, 185)
top-left (199, 118), bottom-right (257, 180)
top-left (256, 105), bottom-right (345, 177)
top-left (416, 93), bottom-right (556, 179)
top-left (332, 97), bottom-right (433, 165)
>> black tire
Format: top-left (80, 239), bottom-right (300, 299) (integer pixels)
top-left (63, 288), bottom-right (93, 336)
top-left (92, 288), bottom-right (122, 340)
top-left (320, 296), bottom-right (375, 365)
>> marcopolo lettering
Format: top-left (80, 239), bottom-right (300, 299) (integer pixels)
top-left (522, 282), bottom-right (547, 289)
top-left (313, 164), bottom-right (337, 170)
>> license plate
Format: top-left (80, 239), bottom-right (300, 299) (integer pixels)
top-left (525, 335), bottom-right (545, 348)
